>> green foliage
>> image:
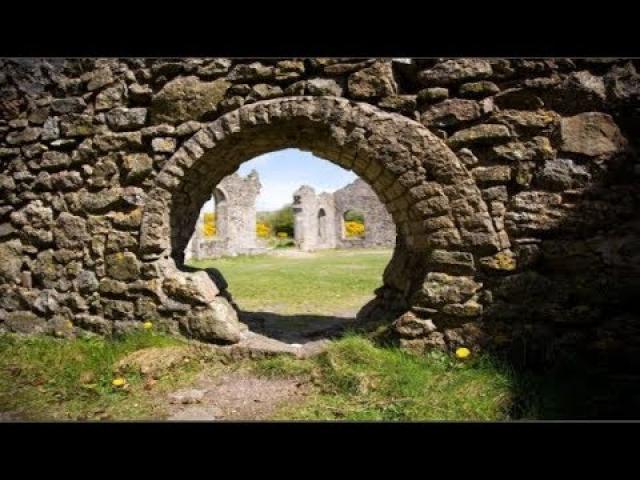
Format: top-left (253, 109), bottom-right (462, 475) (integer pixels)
top-left (343, 210), bottom-right (365, 223)
top-left (0, 331), bottom-right (188, 420)
top-left (258, 205), bottom-right (295, 237)
top-left (254, 335), bottom-right (515, 421)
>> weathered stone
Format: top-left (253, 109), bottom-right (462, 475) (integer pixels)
top-left (248, 83), bottom-right (283, 101)
top-left (535, 158), bottom-right (591, 191)
top-left (128, 83), bottom-right (152, 105)
top-left (421, 99), bottom-right (483, 128)
top-left (560, 112), bottom-right (627, 157)
top-left (95, 83), bottom-right (127, 111)
top-left (74, 313), bottom-right (112, 335)
top-left (605, 62), bottom-right (640, 106)
top-left (94, 131), bottom-right (143, 152)
top-left (227, 62), bottom-right (274, 82)
top-left (442, 300), bottom-right (483, 317)
top-left (458, 81), bottom-right (500, 98)
top-left (38, 151), bottom-right (71, 171)
top-left (427, 249), bottom-right (475, 275)
top-left (418, 59), bottom-right (492, 86)
top-left (479, 250), bottom-right (517, 273)
top-left (151, 137), bottom-right (176, 154)
top-left (0, 239), bottom-right (23, 283)
top-left (182, 297), bottom-right (245, 344)
top-left (456, 148), bottom-right (479, 167)
top-left (447, 124), bottom-right (512, 148)
top-left (76, 270), bottom-right (99, 293)
top-left (413, 272), bottom-right (482, 308)
top-left (197, 59), bottom-right (233, 79)
top-left (6, 127), bottom-right (41, 145)
top-left (105, 252), bottom-right (140, 281)
top-left (471, 166), bottom-right (512, 184)
top-left (99, 277), bottom-right (128, 295)
top-left (491, 110), bottom-right (559, 136)
top-left (105, 107), bottom-right (147, 131)
top-left (348, 61), bottom-right (397, 99)
top-left (51, 97), bottom-right (86, 114)
top-left (417, 87), bottom-right (449, 105)
top-left (122, 153), bottom-right (153, 183)
top-left (141, 124), bottom-right (175, 137)
top-left (107, 208), bottom-right (143, 230)
top-left (0, 223), bottom-right (17, 239)
top-left (493, 88), bottom-right (544, 110)
top-left (393, 311), bottom-right (437, 338)
top-left (86, 67), bottom-right (114, 91)
top-left (59, 114), bottom-right (94, 137)
top-left (50, 171), bottom-right (82, 191)
top-left (378, 95), bottom-right (417, 114)
top-left (285, 78), bottom-right (343, 97)
top-left (5, 311), bottom-right (46, 334)
top-left (150, 76), bottom-right (230, 124)
top-left (41, 117), bottom-right (60, 141)
top-left (491, 137), bottom-right (554, 162)
top-left (53, 212), bottom-right (89, 249)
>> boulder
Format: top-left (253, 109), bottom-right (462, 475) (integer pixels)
top-left (560, 112), bottom-right (627, 157)
top-left (150, 76), bottom-right (230, 124)
top-left (105, 252), bottom-right (141, 281)
top-left (447, 124), bottom-right (512, 148)
top-left (105, 107), bottom-right (147, 131)
top-left (0, 239), bottom-right (23, 283)
top-left (421, 99), bottom-right (483, 128)
top-left (53, 212), bottom-right (89, 249)
top-left (417, 59), bottom-right (492, 86)
top-left (347, 61), bottom-right (397, 99)
top-left (183, 297), bottom-right (246, 344)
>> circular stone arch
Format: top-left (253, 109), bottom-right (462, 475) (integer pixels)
top-left (140, 96), bottom-right (504, 346)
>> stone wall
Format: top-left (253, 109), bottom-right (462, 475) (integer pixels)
top-left (0, 58), bottom-right (638, 360)
top-left (293, 178), bottom-right (396, 250)
top-left (185, 170), bottom-right (264, 260)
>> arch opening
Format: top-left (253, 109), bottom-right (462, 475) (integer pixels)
top-left (140, 96), bottom-right (503, 348)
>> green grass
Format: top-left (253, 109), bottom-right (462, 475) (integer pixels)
top-left (253, 335), bottom-right (515, 421)
top-left (0, 331), bottom-right (198, 420)
top-left (188, 249), bottom-right (392, 315)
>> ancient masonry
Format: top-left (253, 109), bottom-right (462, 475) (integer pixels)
top-left (185, 170), bottom-right (264, 260)
top-left (293, 178), bottom-right (396, 251)
top-left (0, 58), bottom-right (639, 359)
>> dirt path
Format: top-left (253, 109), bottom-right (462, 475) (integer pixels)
top-left (165, 371), bottom-right (310, 421)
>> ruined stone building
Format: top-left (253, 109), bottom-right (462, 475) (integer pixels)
top-left (293, 178), bottom-right (396, 251)
top-left (1, 58), bottom-right (639, 361)
top-left (185, 170), bottom-right (264, 260)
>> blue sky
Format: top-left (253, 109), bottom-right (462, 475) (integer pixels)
top-left (203, 148), bottom-right (357, 212)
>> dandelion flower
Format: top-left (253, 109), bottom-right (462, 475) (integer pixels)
top-left (112, 378), bottom-right (126, 387)
top-left (143, 321), bottom-right (153, 330)
top-left (455, 347), bottom-right (471, 359)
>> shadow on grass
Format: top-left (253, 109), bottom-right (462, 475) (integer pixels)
top-left (499, 349), bottom-right (640, 420)
top-left (239, 310), bottom-right (357, 344)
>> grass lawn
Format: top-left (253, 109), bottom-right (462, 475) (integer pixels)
top-left (187, 248), bottom-right (393, 315)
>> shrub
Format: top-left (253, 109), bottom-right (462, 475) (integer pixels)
top-left (203, 212), bottom-right (216, 237)
top-left (345, 220), bottom-right (365, 237)
top-left (256, 222), bottom-right (271, 238)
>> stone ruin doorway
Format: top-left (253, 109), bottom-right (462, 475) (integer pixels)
top-left (140, 96), bottom-right (503, 349)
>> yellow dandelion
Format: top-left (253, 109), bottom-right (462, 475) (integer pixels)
top-left (143, 321), bottom-right (153, 330)
top-left (455, 347), bottom-right (471, 359)
top-left (112, 378), bottom-right (126, 387)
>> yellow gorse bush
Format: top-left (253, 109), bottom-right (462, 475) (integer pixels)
top-left (202, 212), bottom-right (216, 237)
top-left (344, 220), bottom-right (365, 237)
top-left (256, 222), bottom-right (271, 238)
